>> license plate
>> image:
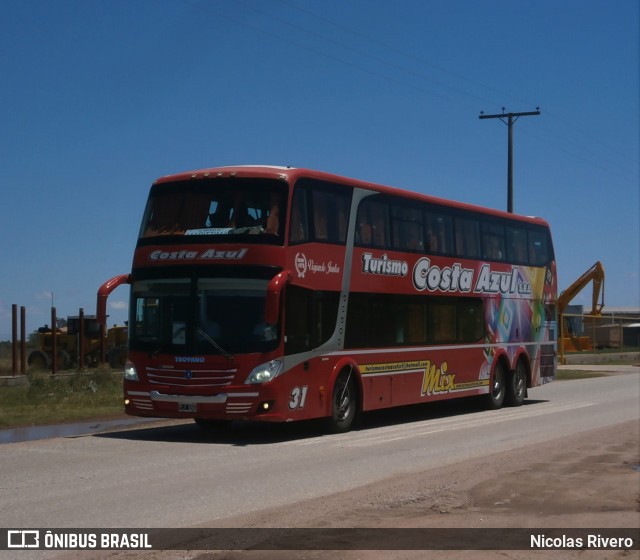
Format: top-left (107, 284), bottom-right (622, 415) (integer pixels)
top-left (178, 402), bottom-right (197, 413)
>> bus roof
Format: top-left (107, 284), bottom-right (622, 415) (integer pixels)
top-left (153, 165), bottom-right (551, 228)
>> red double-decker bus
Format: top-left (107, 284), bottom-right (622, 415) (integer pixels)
top-left (119, 165), bottom-right (557, 432)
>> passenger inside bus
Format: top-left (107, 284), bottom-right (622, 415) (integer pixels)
top-left (357, 218), bottom-right (372, 244)
top-left (371, 211), bottom-right (387, 247)
top-left (230, 202), bottom-right (251, 229)
top-left (312, 192), bottom-right (328, 240)
top-left (265, 192), bottom-right (281, 235)
top-left (404, 223), bottom-right (424, 251)
top-left (289, 192), bottom-right (307, 242)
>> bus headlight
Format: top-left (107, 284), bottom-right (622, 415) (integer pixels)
top-left (124, 360), bottom-right (139, 381)
top-left (245, 360), bottom-right (283, 384)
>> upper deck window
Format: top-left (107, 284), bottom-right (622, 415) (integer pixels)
top-left (391, 204), bottom-right (424, 252)
top-left (354, 195), bottom-right (553, 267)
top-left (289, 179), bottom-right (352, 245)
top-left (528, 228), bottom-right (551, 266)
top-left (481, 222), bottom-right (506, 261)
top-left (356, 197), bottom-right (390, 248)
top-left (139, 178), bottom-right (287, 244)
top-left (424, 211), bottom-right (453, 255)
top-left (454, 216), bottom-right (481, 259)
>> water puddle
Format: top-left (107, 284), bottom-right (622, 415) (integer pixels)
top-left (0, 417), bottom-right (160, 444)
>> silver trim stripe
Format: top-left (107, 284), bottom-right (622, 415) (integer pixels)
top-left (325, 340), bottom-right (556, 357)
top-left (147, 391), bottom-right (260, 404)
top-left (226, 403), bottom-right (254, 414)
top-left (149, 391), bottom-right (227, 404)
top-left (130, 399), bottom-right (153, 410)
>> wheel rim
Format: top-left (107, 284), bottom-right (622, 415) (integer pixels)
top-left (492, 366), bottom-right (504, 400)
top-left (335, 379), bottom-right (353, 422)
top-left (514, 363), bottom-right (526, 398)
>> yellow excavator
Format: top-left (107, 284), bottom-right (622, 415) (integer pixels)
top-left (558, 261), bottom-right (605, 362)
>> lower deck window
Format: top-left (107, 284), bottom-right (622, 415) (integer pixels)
top-left (345, 293), bottom-right (484, 349)
top-left (284, 285), bottom-right (340, 354)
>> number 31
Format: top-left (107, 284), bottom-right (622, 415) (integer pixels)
top-left (289, 386), bottom-right (308, 410)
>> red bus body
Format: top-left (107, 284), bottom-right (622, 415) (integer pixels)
top-left (122, 166), bottom-right (557, 431)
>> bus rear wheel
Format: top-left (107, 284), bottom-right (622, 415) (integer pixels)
top-left (506, 359), bottom-right (527, 407)
top-left (327, 369), bottom-right (358, 433)
top-left (486, 361), bottom-right (506, 409)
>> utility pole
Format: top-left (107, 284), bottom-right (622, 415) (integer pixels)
top-left (479, 107), bottom-right (540, 213)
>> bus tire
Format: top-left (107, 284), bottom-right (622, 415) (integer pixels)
top-left (505, 359), bottom-right (527, 407)
top-left (486, 360), bottom-right (506, 410)
top-left (327, 369), bottom-right (358, 433)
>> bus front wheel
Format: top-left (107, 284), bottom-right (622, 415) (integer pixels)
top-left (327, 369), bottom-right (358, 433)
top-left (486, 361), bottom-right (506, 410)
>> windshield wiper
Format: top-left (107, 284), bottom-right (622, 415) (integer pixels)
top-left (197, 327), bottom-right (234, 361)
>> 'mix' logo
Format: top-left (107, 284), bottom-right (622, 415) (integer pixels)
top-left (421, 360), bottom-right (456, 396)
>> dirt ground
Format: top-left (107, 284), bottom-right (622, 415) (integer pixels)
top-left (70, 418), bottom-right (639, 560)
top-left (199, 420), bottom-right (639, 560)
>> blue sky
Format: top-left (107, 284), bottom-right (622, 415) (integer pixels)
top-left (1, 0), bottom-right (638, 339)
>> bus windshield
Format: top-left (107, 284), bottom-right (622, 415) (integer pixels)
top-left (130, 277), bottom-right (279, 355)
top-left (139, 178), bottom-right (287, 242)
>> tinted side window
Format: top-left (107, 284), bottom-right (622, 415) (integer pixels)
top-left (311, 189), bottom-right (350, 243)
top-left (506, 226), bottom-right (528, 263)
top-left (426, 300), bottom-right (456, 344)
top-left (290, 179), bottom-right (352, 245)
top-left (289, 188), bottom-right (309, 243)
top-left (355, 197), bottom-right (390, 248)
top-left (391, 204), bottom-right (424, 252)
top-left (345, 294), bottom-right (483, 348)
top-left (457, 298), bottom-right (484, 342)
top-left (528, 228), bottom-right (551, 265)
top-left (481, 222), bottom-right (506, 261)
top-left (455, 217), bottom-right (481, 258)
top-left (425, 298), bottom-right (483, 344)
top-left (285, 285), bottom-right (340, 354)
top-left (425, 211), bottom-right (454, 255)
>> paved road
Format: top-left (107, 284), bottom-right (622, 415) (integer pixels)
top-left (1, 370), bottom-right (638, 534)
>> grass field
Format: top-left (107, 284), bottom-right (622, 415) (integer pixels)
top-left (0, 368), bottom-right (124, 428)
top-left (555, 369), bottom-right (607, 380)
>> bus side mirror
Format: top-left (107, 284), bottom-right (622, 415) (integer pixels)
top-left (265, 270), bottom-right (291, 325)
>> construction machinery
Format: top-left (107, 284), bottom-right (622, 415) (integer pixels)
top-left (27, 316), bottom-right (128, 370)
top-left (27, 274), bottom-right (132, 371)
top-left (558, 261), bottom-right (605, 361)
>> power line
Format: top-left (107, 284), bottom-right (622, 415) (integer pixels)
top-left (181, 0), bottom-right (464, 106)
top-left (181, 0), bottom-right (638, 186)
top-left (275, 0), bottom-right (637, 184)
top-left (277, 0), bottom-right (533, 108)
top-left (234, 0), bottom-right (496, 108)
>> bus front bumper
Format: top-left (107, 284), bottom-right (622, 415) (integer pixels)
top-left (124, 387), bottom-right (283, 421)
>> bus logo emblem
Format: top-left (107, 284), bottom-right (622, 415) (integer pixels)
top-left (295, 252), bottom-right (307, 278)
top-left (185, 370), bottom-right (193, 379)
